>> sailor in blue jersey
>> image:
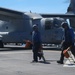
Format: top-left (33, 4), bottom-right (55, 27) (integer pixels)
top-left (32, 24), bottom-right (42, 62)
top-left (57, 22), bottom-right (75, 64)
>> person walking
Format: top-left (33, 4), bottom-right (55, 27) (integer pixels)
top-left (32, 24), bottom-right (42, 62)
top-left (57, 22), bottom-right (75, 64)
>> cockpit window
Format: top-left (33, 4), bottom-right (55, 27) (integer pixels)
top-left (6, 26), bottom-right (8, 29)
top-left (45, 20), bottom-right (52, 30)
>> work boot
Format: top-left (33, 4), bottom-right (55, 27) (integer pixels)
top-left (57, 60), bottom-right (63, 64)
top-left (31, 60), bottom-right (38, 63)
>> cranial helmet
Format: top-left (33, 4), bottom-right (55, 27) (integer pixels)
top-left (61, 22), bottom-right (68, 27)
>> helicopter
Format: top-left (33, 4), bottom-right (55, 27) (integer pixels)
top-left (0, 0), bottom-right (75, 48)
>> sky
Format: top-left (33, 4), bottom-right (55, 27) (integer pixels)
top-left (0, 0), bottom-right (70, 14)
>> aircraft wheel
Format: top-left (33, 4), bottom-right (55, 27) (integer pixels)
top-left (0, 40), bottom-right (4, 48)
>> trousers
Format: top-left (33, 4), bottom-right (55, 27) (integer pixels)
top-left (32, 43), bottom-right (41, 62)
top-left (60, 42), bottom-right (75, 62)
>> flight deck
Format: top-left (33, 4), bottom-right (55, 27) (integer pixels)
top-left (0, 48), bottom-right (75, 75)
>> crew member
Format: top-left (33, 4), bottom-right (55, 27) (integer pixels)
top-left (57, 22), bottom-right (75, 64)
top-left (32, 24), bottom-right (42, 62)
